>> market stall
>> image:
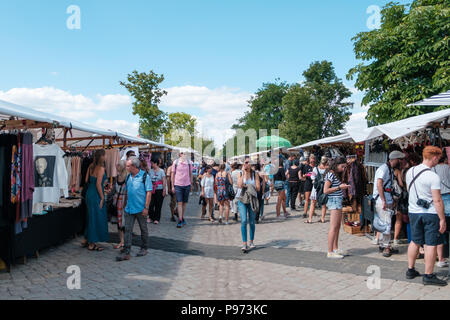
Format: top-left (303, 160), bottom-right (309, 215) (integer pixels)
top-left (288, 107), bottom-right (450, 238)
top-left (0, 99), bottom-right (161, 272)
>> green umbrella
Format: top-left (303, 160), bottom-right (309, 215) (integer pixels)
top-left (256, 136), bottom-right (292, 149)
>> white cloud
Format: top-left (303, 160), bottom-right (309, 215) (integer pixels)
top-left (0, 87), bottom-right (131, 120)
top-left (0, 85), bottom-right (251, 146)
top-left (161, 85), bottom-right (252, 147)
top-left (162, 85), bottom-right (251, 112)
top-left (93, 119), bottom-right (139, 137)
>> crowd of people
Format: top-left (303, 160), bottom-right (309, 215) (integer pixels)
top-left (78, 145), bottom-right (450, 286)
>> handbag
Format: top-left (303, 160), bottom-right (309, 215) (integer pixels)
top-left (318, 192), bottom-right (328, 206)
top-left (225, 176), bottom-right (235, 200)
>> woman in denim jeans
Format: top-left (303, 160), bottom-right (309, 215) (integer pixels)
top-left (238, 158), bottom-right (261, 253)
top-left (323, 157), bottom-right (350, 259)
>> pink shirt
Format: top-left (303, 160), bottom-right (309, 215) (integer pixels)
top-left (173, 159), bottom-right (192, 187)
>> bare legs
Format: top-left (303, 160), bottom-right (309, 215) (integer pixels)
top-left (328, 210), bottom-right (342, 253)
top-left (408, 241), bottom-right (438, 274)
top-left (276, 190), bottom-right (287, 217)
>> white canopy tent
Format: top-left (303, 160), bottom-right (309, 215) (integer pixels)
top-left (408, 90), bottom-right (450, 106)
top-left (288, 133), bottom-right (355, 150)
top-left (0, 99), bottom-right (168, 150)
top-left (347, 108), bottom-right (450, 142)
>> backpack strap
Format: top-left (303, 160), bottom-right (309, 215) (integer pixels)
top-left (143, 172), bottom-right (148, 190)
top-left (408, 168), bottom-right (431, 194)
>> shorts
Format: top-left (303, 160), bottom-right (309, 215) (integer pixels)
top-left (327, 196), bottom-right (343, 210)
top-left (409, 213), bottom-right (445, 246)
top-left (442, 193), bottom-right (450, 216)
top-left (274, 180), bottom-right (285, 192)
top-left (304, 179), bottom-right (313, 193)
top-left (298, 181), bottom-right (305, 194)
top-left (175, 185), bottom-right (190, 203)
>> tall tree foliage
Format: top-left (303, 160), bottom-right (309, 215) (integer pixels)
top-left (232, 80), bottom-right (289, 131)
top-left (347, 0), bottom-right (450, 125)
top-left (280, 61), bottom-right (352, 146)
top-left (120, 70), bottom-right (168, 140)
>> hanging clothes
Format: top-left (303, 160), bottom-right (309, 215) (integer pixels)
top-left (70, 156), bottom-right (81, 192)
top-left (20, 132), bottom-right (35, 221)
top-left (0, 134), bottom-right (18, 223)
top-left (105, 148), bottom-right (120, 178)
top-left (64, 156), bottom-right (72, 191)
top-left (32, 143), bottom-right (68, 206)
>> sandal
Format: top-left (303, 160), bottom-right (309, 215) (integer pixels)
top-left (304, 220), bottom-right (313, 224)
top-left (113, 243), bottom-right (124, 250)
top-left (88, 244), bottom-right (104, 252)
top-left (320, 219), bottom-right (326, 223)
top-left (80, 241), bottom-right (88, 248)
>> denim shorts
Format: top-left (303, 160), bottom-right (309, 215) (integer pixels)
top-left (442, 193), bottom-right (450, 216)
top-left (409, 213), bottom-right (444, 246)
top-left (327, 196), bottom-right (343, 210)
top-left (175, 185), bottom-right (190, 203)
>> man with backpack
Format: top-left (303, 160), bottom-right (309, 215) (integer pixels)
top-left (405, 146), bottom-right (447, 286)
top-left (171, 152), bottom-right (193, 228)
top-left (372, 151), bottom-right (405, 258)
top-left (116, 157), bottom-right (152, 262)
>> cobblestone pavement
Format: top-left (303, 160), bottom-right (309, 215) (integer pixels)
top-left (1, 193), bottom-right (450, 300)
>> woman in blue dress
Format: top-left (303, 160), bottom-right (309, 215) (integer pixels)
top-left (81, 149), bottom-right (110, 251)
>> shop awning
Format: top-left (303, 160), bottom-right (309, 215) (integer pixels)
top-left (288, 133), bottom-right (355, 150)
top-left (407, 90), bottom-right (450, 106)
top-left (0, 99), bottom-right (167, 149)
top-left (347, 108), bottom-right (450, 142)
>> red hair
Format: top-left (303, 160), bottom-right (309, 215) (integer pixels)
top-left (422, 146), bottom-right (442, 161)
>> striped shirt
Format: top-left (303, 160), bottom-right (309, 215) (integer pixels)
top-left (325, 171), bottom-right (343, 198)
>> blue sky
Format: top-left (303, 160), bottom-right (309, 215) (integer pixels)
top-left (0, 0), bottom-right (410, 146)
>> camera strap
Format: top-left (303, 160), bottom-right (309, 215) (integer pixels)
top-left (408, 167), bottom-right (431, 200)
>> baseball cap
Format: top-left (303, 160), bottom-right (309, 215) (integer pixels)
top-left (389, 151), bottom-right (406, 160)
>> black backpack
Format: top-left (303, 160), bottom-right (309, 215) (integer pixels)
top-left (313, 169), bottom-right (325, 191)
top-left (126, 172), bottom-right (148, 190)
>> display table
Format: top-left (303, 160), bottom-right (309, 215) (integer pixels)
top-left (0, 204), bottom-right (86, 271)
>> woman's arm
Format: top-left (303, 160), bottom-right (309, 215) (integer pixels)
top-left (162, 170), bottom-right (167, 196)
top-left (395, 169), bottom-right (404, 188)
top-left (323, 180), bottom-right (333, 195)
top-left (238, 173), bottom-right (244, 189)
top-left (96, 167), bottom-right (105, 207)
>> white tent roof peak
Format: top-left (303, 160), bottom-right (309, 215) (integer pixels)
top-left (408, 90), bottom-right (450, 106)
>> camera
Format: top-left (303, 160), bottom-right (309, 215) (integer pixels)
top-left (417, 198), bottom-right (431, 209)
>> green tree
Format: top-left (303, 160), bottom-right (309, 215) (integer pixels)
top-left (347, 0), bottom-right (450, 125)
top-left (232, 79), bottom-right (289, 131)
top-left (120, 70), bottom-right (168, 140)
top-left (164, 112), bottom-right (197, 146)
top-left (281, 61), bottom-right (353, 146)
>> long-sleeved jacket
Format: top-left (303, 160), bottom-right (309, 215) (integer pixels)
top-left (239, 183), bottom-right (259, 213)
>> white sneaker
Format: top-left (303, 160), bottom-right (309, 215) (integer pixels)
top-left (225, 221), bottom-right (229, 225)
top-left (241, 245), bottom-right (248, 253)
top-left (248, 242), bottom-right (256, 250)
top-left (437, 260), bottom-right (449, 268)
top-left (260, 215), bottom-right (264, 221)
top-left (327, 252), bottom-right (344, 259)
top-left (334, 249), bottom-right (346, 256)
top-left (371, 238), bottom-right (379, 245)
top-left (393, 239), bottom-right (401, 247)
